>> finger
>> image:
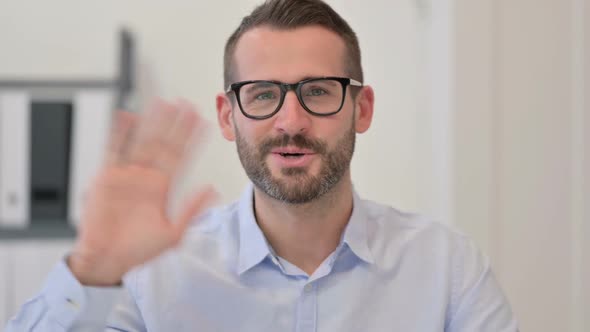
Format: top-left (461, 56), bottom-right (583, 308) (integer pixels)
top-left (127, 99), bottom-right (178, 169)
top-left (128, 99), bottom-right (175, 163)
top-left (174, 99), bottom-right (201, 141)
top-left (175, 99), bottom-right (211, 161)
top-left (104, 111), bottom-right (138, 166)
top-left (156, 100), bottom-right (205, 175)
top-left (171, 186), bottom-right (219, 242)
top-left (177, 99), bottom-right (210, 142)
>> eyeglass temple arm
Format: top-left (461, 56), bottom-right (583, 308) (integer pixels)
top-left (349, 78), bottom-right (363, 87)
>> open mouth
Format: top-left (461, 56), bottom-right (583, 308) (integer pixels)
top-left (270, 147), bottom-right (316, 166)
top-left (278, 152), bottom-right (306, 158)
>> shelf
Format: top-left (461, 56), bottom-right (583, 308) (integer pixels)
top-left (0, 222), bottom-right (76, 240)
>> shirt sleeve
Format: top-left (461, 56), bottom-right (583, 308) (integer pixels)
top-left (4, 258), bottom-right (146, 332)
top-left (446, 237), bottom-right (519, 332)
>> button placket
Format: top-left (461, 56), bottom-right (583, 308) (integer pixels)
top-left (296, 282), bottom-right (317, 332)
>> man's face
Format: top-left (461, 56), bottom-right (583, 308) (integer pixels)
top-left (220, 25), bottom-right (365, 204)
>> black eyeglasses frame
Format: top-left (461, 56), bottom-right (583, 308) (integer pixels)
top-left (225, 76), bottom-right (363, 120)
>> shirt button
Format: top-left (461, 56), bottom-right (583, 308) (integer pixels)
top-left (304, 284), bottom-right (313, 292)
top-left (66, 298), bottom-right (79, 309)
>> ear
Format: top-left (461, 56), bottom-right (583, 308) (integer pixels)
top-left (216, 93), bottom-right (236, 141)
top-left (354, 86), bottom-right (374, 133)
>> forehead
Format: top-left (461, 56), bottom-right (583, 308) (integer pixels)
top-left (232, 25), bottom-right (347, 83)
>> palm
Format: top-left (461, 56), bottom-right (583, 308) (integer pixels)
top-left (70, 100), bottom-right (216, 285)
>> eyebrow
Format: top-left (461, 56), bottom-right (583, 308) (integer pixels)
top-left (298, 76), bottom-right (334, 82)
top-left (260, 76), bottom-right (331, 83)
top-left (243, 82), bottom-right (278, 93)
top-left (305, 79), bottom-right (338, 86)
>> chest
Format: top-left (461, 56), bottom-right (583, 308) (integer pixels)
top-left (136, 261), bottom-right (450, 332)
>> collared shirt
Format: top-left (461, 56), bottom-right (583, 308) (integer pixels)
top-left (6, 184), bottom-right (518, 331)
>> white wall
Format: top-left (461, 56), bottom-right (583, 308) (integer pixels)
top-left (453, 0), bottom-right (590, 330)
top-left (583, 0), bottom-right (590, 326)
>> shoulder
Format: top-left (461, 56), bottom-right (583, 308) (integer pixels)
top-left (363, 198), bottom-right (471, 245)
top-left (360, 198), bottom-right (481, 270)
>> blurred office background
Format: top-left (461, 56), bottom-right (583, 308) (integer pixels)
top-left (0, 0), bottom-right (588, 331)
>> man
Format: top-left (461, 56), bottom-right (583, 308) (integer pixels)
top-left (6, 0), bottom-right (517, 331)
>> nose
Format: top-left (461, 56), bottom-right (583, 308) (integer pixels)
top-left (272, 90), bottom-right (312, 136)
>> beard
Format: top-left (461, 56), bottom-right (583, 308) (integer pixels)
top-left (235, 122), bottom-right (356, 204)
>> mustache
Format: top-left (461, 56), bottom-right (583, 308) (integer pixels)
top-left (258, 134), bottom-right (327, 155)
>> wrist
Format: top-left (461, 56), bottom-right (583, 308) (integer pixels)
top-left (67, 253), bottom-right (123, 287)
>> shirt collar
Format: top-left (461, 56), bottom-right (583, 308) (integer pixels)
top-left (341, 189), bottom-right (376, 265)
top-left (237, 183), bottom-right (272, 275)
top-left (236, 183), bottom-right (375, 275)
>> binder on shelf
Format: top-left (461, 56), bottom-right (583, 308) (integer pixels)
top-left (29, 101), bottom-right (73, 223)
top-left (68, 90), bottom-right (114, 227)
top-left (0, 91), bottom-right (31, 228)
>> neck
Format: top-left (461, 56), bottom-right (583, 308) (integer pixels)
top-left (253, 174), bottom-right (354, 276)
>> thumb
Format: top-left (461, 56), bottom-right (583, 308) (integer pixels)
top-left (171, 186), bottom-right (219, 242)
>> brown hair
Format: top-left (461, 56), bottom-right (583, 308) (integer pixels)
top-left (223, 0), bottom-right (363, 88)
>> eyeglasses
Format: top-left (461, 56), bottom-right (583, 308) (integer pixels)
top-left (225, 76), bottom-right (363, 120)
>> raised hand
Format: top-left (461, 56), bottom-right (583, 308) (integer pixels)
top-left (68, 99), bottom-right (217, 286)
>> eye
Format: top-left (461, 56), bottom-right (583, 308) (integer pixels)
top-left (255, 91), bottom-right (276, 100)
top-left (306, 88), bottom-right (327, 97)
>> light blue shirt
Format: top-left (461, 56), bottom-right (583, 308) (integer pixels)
top-left (6, 185), bottom-right (517, 331)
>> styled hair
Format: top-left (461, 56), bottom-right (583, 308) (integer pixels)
top-left (223, 0), bottom-right (363, 88)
